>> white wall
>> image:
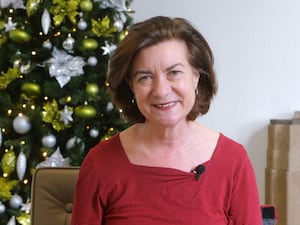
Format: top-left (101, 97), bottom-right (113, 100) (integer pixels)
top-left (131, 0), bottom-right (300, 202)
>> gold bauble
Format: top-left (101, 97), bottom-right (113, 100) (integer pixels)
top-left (9, 29), bottom-right (31, 43)
top-left (82, 38), bottom-right (98, 50)
top-left (118, 31), bottom-right (127, 42)
top-left (0, 20), bottom-right (4, 29)
top-left (1, 150), bottom-right (16, 176)
top-left (79, 0), bottom-right (93, 12)
top-left (75, 105), bottom-right (97, 118)
top-left (21, 82), bottom-right (41, 97)
top-left (86, 83), bottom-right (99, 96)
top-left (0, 34), bottom-right (8, 46)
top-left (26, 0), bottom-right (41, 17)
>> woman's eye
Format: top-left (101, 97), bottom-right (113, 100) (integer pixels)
top-left (169, 70), bottom-right (182, 78)
top-left (135, 73), bottom-right (152, 83)
top-left (171, 70), bottom-right (180, 75)
top-left (139, 75), bottom-right (149, 80)
top-left (138, 75), bottom-right (149, 81)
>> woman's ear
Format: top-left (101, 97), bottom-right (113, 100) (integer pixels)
top-left (193, 70), bottom-right (200, 89)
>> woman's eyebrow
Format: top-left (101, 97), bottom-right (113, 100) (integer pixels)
top-left (165, 63), bottom-right (184, 71)
top-left (132, 69), bottom-right (152, 77)
top-left (132, 63), bottom-right (184, 77)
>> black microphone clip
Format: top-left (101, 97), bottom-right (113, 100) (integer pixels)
top-left (192, 165), bottom-right (205, 181)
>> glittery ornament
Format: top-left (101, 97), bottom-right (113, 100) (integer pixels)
top-left (4, 17), bottom-right (17, 32)
top-left (1, 150), bottom-right (16, 176)
top-left (100, 0), bottom-right (128, 11)
top-left (59, 105), bottom-right (73, 125)
top-left (41, 9), bottom-right (51, 35)
top-left (47, 48), bottom-right (86, 88)
top-left (25, 0), bottom-right (40, 17)
top-left (16, 151), bottom-right (27, 180)
top-left (6, 216), bottom-right (16, 225)
top-left (20, 62), bottom-right (31, 74)
top-left (63, 34), bottom-right (75, 52)
top-left (20, 202), bottom-right (31, 213)
top-left (36, 148), bottom-right (70, 168)
top-left (101, 41), bottom-right (116, 55)
top-left (0, 0), bottom-right (25, 9)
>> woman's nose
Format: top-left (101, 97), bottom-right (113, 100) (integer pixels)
top-left (152, 76), bottom-right (171, 98)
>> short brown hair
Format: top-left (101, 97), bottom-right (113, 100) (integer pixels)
top-left (107, 16), bottom-right (217, 123)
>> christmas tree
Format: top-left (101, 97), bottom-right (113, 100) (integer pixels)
top-left (0, 0), bottom-right (132, 224)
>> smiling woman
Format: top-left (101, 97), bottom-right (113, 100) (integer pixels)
top-left (129, 40), bottom-right (199, 128)
top-left (107, 16), bottom-right (217, 123)
top-left (71, 16), bottom-right (262, 225)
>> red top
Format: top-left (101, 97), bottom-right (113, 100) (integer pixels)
top-left (71, 133), bottom-right (262, 225)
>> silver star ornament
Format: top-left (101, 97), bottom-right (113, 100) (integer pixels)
top-left (59, 105), bottom-right (73, 125)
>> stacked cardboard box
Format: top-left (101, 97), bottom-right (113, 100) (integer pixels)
top-left (266, 112), bottom-right (300, 225)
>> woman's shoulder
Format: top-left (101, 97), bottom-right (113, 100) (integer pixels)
top-left (80, 133), bottom-right (129, 177)
top-left (218, 134), bottom-right (246, 152)
top-left (86, 133), bottom-right (123, 161)
top-left (214, 133), bottom-right (249, 163)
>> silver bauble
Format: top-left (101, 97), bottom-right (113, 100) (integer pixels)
top-left (77, 19), bottom-right (87, 30)
top-left (9, 194), bottom-right (23, 209)
top-left (42, 134), bottom-right (57, 148)
top-left (87, 56), bottom-right (98, 66)
top-left (114, 20), bottom-right (123, 32)
top-left (89, 129), bottom-right (99, 138)
top-left (66, 137), bottom-right (85, 152)
top-left (13, 115), bottom-right (31, 134)
top-left (106, 102), bottom-right (114, 112)
top-left (43, 40), bottom-right (52, 49)
top-left (63, 34), bottom-right (75, 51)
top-left (0, 202), bottom-right (5, 214)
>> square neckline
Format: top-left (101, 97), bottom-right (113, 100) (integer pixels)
top-left (114, 132), bottom-right (223, 175)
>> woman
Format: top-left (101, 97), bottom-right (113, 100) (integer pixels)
top-left (71, 16), bottom-right (262, 225)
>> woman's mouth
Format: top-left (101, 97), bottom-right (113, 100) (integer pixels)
top-left (154, 102), bottom-right (177, 109)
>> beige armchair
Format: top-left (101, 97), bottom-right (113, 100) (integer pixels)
top-left (31, 167), bottom-right (80, 225)
top-left (31, 167), bottom-right (277, 225)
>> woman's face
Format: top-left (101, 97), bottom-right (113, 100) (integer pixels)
top-left (130, 39), bottom-right (199, 127)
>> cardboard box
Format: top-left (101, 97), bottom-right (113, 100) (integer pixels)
top-left (268, 123), bottom-right (300, 151)
top-left (266, 169), bottom-right (300, 225)
top-left (266, 149), bottom-right (300, 170)
top-left (266, 112), bottom-right (300, 225)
